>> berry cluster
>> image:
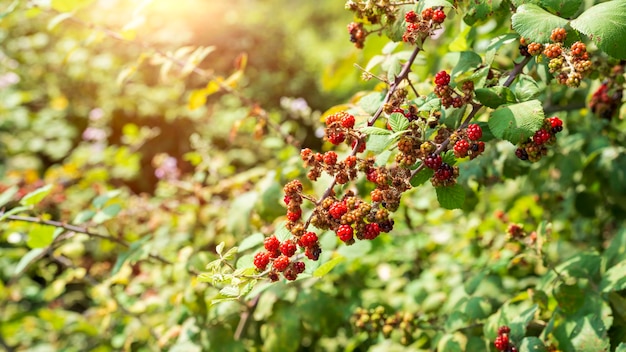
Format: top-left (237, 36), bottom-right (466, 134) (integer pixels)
top-left (433, 71), bottom-right (475, 108)
top-left (402, 8), bottom-right (446, 44)
top-left (344, 0), bottom-right (400, 48)
top-left (515, 117), bottom-right (563, 162)
top-left (589, 77), bottom-right (624, 120)
top-left (451, 124), bottom-right (485, 159)
top-left (253, 235), bottom-right (307, 281)
top-left (494, 326), bottom-right (517, 352)
top-left (541, 29), bottom-right (592, 87)
top-left (352, 306), bottom-right (420, 345)
top-left (310, 191), bottom-right (393, 245)
top-left (301, 148), bottom-right (359, 184)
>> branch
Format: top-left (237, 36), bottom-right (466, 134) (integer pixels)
top-left (233, 294), bottom-right (260, 340)
top-left (4, 214), bottom-right (199, 276)
top-left (503, 56), bottom-right (532, 87)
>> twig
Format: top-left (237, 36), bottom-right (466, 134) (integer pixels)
top-left (233, 294), bottom-right (261, 340)
top-left (4, 214), bottom-right (199, 276)
top-left (503, 56), bottom-right (532, 87)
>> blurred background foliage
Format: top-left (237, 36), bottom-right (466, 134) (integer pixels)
top-left (0, 0), bottom-right (625, 351)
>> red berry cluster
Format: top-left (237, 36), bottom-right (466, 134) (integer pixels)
top-left (252, 235), bottom-right (307, 281)
top-left (402, 8), bottom-right (446, 44)
top-left (311, 191), bottom-right (392, 245)
top-left (539, 28), bottom-right (592, 87)
top-left (452, 124), bottom-right (485, 159)
top-left (494, 326), bottom-right (517, 352)
top-left (301, 148), bottom-right (359, 184)
top-left (433, 71), bottom-right (475, 108)
top-left (515, 117), bottom-right (563, 162)
top-left (590, 80), bottom-right (624, 120)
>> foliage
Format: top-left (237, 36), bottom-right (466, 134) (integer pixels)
top-left (1, 0), bottom-right (626, 351)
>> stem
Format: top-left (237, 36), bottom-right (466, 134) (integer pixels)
top-left (4, 214), bottom-right (199, 276)
top-left (234, 294), bottom-right (260, 340)
top-left (503, 56), bottom-right (532, 87)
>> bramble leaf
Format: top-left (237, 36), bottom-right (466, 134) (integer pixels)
top-left (511, 4), bottom-right (568, 43)
top-left (488, 100), bottom-right (544, 144)
top-left (475, 86), bottom-right (517, 109)
top-left (570, 1), bottom-right (626, 59)
top-left (436, 183), bottom-right (465, 209)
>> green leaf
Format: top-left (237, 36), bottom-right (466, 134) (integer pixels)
top-left (358, 92), bottom-right (385, 115)
top-left (511, 74), bottom-right (541, 102)
top-left (475, 87), bottom-right (517, 109)
top-left (112, 236), bottom-right (151, 275)
top-left (313, 256), bottom-right (345, 277)
top-left (92, 204), bottom-right (122, 224)
top-left (600, 260), bottom-right (626, 292)
top-left (555, 283), bottom-right (585, 314)
top-left (0, 0), bottom-right (19, 20)
top-left (366, 134), bottom-right (394, 153)
top-left (518, 337), bottom-right (547, 352)
top-left (26, 224), bottom-right (56, 248)
top-left (361, 126), bottom-right (392, 136)
top-left (219, 285), bottom-right (240, 297)
top-left (73, 210), bottom-right (95, 224)
top-left (570, 1), bottom-right (626, 59)
top-left (91, 190), bottom-right (122, 208)
top-left (375, 150), bottom-right (392, 166)
top-left (417, 0), bottom-right (454, 12)
top-left (0, 206), bottom-right (29, 221)
top-left (238, 233), bottom-right (265, 253)
top-left (388, 112), bottom-right (409, 132)
top-left (511, 4), bottom-right (569, 43)
top-left (488, 100), bottom-right (544, 144)
top-left (451, 51), bottom-right (483, 79)
top-left (48, 12), bottom-right (73, 30)
top-left (19, 184), bottom-right (53, 207)
top-left (463, 0), bottom-right (505, 25)
top-left (216, 242), bottom-right (225, 256)
top-left (0, 185), bottom-right (18, 208)
top-left (14, 248), bottom-right (45, 275)
top-left (222, 247), bottom-right (238, 261)
top-left (487, 33), bottom-right (520, 52)
top-left (411, 167), bottom-right (434, 187)
top-left (274, 221), bottom-right (292, 242)
top-left (435, 183), bottom-right (465, 210)
top-left (617, 343), bottom-right (626, 352)
top-left (540, 0), bottom-right (583, 18)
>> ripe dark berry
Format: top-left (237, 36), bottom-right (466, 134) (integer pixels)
top-left (329, 202), bottom-right (348, 219)
top-left (434, 71), bottom-right (450, 86)
top-left (323, 151), bottom-right (338, 165)
top-left (435, 163), bottom-right (454, 181)
top-left (363, 223), bottom-right (381, 240)
top-left (294, 261), bottom-right (305, 274)
top-left (286, 209), bottom-right (302, 222)
top-left (253, 251), bottom-right (270, 270)
top-left (280, 239), bottom-right (297, 257)
top-left (453, 139), bottom-right (470, 157)
top-left (515, 147), bottom-right (529, 161)
top-left (337, 224), bottom-right (354, 242)
top-left (467, 124), bottom-right (482, 141)
top-left (341, 113), bottom-right (355, 128)
top-left (305, 245), bottom-right (321, 260)
top-left (273, 255), bottom-right (290, 272)
top-left (432, 9), bottom-right (446, 23)
top-left (533, 129), bottom-right (551, 145)
top-left (378, 219), bottom-right (394, 233)
top-left (264, 236), bottom-right (280, 253)
top-left (404, 10), bottom-right (417, 23)
top-left (424, 153), bottom-right (442, 170)
top-left (299, 231), bottom-right (318, 248)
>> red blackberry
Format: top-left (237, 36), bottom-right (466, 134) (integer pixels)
top-left (515, 147), bottom-right (529, 161)
top-left (432, 9), bottom-right (446, 23)
top-left (253, 251), bottom-right (270, 270)
top-left (494, 335), bottom-right (508, 351)
top-left (454, 139), bottom-right (470, 157)
top-left (329, 202), bottom-right (348, 219)
top-left (280, 239), bottom-right (297, 257)
top-left (467, 124), bottom-right (482, 141)
top-left (351, 139), bottom-right (366, 153)
top-left (264, 236), bottom-right (280, 253)
top-left (341, 113), bottom-right (355, 128)
top-left (299, 231), bottom-right (318, 248)
top-left (533, 129), bottom-right (551, 145)
top-left (424, 153), bottom-right (443, 169)
top-left (405, 10), bottom-right (417, 23)
top-left (273, 255), bottom-right (290, 272)
top-left (548, 116), bottom-right (563, 133)
top-left (305, 245), bottom-right (321, 260)
top-left (323, 151), bottom-right (338, 165)
top-left (366, 169), bottom-right (378, 183)
top-left (337, 224), bottom-right (354, 242)
top-left (498, 326), bottom-right (511, 335)
top-left (328, 132), bottom-right (346, 145)
top-left (286, 209), bottom-right (302, 222)
top-left (434, 71), bottom-right (450, 86)
top-left (283, 266), bottom-right (298, 281)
